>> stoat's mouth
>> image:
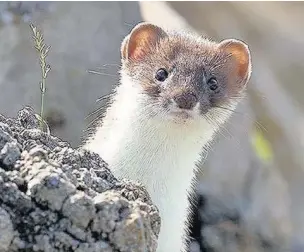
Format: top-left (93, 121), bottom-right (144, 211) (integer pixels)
top-left (169, 110), bottom-right (194, 120)
top-left (167, 103), bottom-right (200, 121)
top-left (159, 101), bottom-right (200, 122)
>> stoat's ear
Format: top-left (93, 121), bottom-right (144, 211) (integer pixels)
top-left (121, 22), bottom-right (167, 62)
top-left (218, 39), bottom-right (252, 84)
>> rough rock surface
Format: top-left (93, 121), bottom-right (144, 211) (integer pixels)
top-left (0, 107), bottom-right (160, 252)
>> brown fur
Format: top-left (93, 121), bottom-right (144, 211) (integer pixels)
top-left (121, 22), bottom-right (251, 115)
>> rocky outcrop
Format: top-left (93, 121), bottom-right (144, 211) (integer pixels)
top-left (0, 107), bottom-right (160, 252)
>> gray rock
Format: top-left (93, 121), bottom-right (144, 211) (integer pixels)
top-left (0, 107), bottom-right (160, 252)
top-left (0, 207), bottom-right (14, 251)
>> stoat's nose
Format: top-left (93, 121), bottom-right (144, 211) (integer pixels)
top-left (173, 93), bottom-right (198, 110)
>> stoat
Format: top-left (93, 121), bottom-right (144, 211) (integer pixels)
top-left (84, 22), bottom-right (252, 252)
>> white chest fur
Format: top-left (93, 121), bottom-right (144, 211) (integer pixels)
top-left (85, 81), bottom-right (217, 252)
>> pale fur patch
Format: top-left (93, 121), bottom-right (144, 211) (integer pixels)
top-left (84, 74), bottom-right (235, 252)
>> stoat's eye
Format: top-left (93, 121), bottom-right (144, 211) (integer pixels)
top-left (207, 77), bottom-right (219, 91)
top-left (155, 68), bottom-right (168, 82)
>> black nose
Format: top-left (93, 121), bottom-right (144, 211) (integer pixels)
top-left (173, 93), bottom-right (198, 110)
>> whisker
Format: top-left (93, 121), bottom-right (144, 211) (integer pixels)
top-left (211, 109), bottom-right (267, 157)
top-left (214, 105), bottom-right (267, 132)
top-left (208, 110), bottom-right (242, 147)
top-left (214, 117), bottom-right (235, 141)
top-left (85, 93), bottom-right (114, 127)
top-left (94, 64), bottom-right (120, 71)
top-left (87, 69), bottom-right (117, 78)
top-left (85, 112), bottom-right (106, 128)
top-left (96, 93), bottom-right (113, 102)
top-left (101, 63), bottom-right (121, 68)
top-left (86, 105), bottom-right (107, 119)
top-left (204, 114), bottom-right (231, 142)
top-left (229, 94), bottom-right (247, 100)
top-left (214, 105), bottom-right (237, 114)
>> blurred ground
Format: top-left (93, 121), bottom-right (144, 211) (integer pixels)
top-left (1, 1), bottom-right (304, 252)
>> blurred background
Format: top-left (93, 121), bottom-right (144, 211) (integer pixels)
top-left (0, 1), bottom-right (303, 252)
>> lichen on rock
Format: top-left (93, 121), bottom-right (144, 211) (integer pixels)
top-left (0, 107), bottom-right (160, 252)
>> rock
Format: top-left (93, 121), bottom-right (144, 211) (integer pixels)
top-left (0, 107), bottom-right (160, 252)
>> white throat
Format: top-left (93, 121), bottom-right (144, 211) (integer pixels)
top-left (85, 75), bottom-right (222, 252)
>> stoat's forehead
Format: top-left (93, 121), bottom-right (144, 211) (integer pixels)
top-left (124, 33), bottom-right (223, 81)
top-left (156, 32), bottom-right (220, 71)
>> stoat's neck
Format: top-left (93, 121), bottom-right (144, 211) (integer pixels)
top-left (84, 76), bottom-right (216, 252)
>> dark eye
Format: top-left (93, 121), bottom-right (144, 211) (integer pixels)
top-left (207, 77), bottom-right (218, 91)
top-left (155, 68), bottom-right (168, 82)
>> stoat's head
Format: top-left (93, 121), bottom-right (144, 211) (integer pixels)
top-left (120, 22), bottom-right (252, 126)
